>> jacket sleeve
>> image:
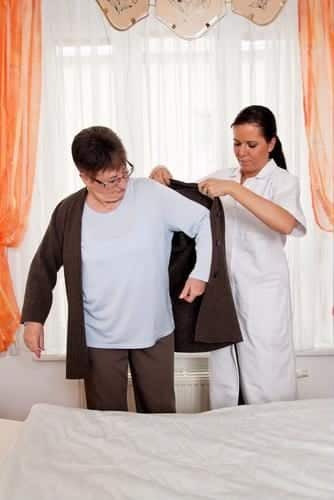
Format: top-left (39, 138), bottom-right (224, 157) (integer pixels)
top-left (21, 204), bottom-right (65, 324)
top-left (152, 180), bottom-right (212, 282)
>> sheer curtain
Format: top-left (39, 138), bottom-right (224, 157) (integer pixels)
top-left (8, 0), bottom-right (333, 354)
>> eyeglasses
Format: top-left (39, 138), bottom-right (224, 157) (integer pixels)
top-left (87, 161), bottom-right (134, 189)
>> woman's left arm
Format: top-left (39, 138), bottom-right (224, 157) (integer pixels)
top-left (198, 178), bottom-right (297, 235)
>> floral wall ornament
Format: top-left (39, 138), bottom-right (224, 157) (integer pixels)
top-left (96, 0), bottom-right (149, 30)
top-left (95, 0), bottom-right (288, 36)
top-left (155, 0), bottom-right (226, 39)
top-left (231, 0), bottom-right (287, 25)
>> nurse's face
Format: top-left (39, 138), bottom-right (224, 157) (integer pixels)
top-left (233, 123), bottom-right (276, 177)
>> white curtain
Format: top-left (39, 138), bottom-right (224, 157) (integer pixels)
top-left (8, 0), bottom-right (333, 354)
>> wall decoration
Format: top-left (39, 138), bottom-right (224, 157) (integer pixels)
top-left (95, 0), bottom-right (288, 35)
top-left (156, 0), bottom-right (227, 39)
top-left (96, 0), bottom-right (149, 30)
top-left (231, 0), bottom-right (287, 26)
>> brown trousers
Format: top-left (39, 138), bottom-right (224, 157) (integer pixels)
top-left (84, 333), bottom-right (175, 413)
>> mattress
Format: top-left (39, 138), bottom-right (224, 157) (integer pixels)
top-left (0, 399), bottom-right (333, 499)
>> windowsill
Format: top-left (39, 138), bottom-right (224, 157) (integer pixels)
top-left (295, 349), bottom-right (334, 357)
top-left (37, 353), bottom-right (66, 361)
top-left (35, 348), bottom-right (334, 362)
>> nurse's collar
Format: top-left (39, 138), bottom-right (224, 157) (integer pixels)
top-left (253, 160), bottom-right (276, 179)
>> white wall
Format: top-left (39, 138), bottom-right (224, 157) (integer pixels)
top-left (0, 351), bottom-right (81, 421)
top-left (296, 353), bottom-right (334, 400)
top-left (1, 350), bottom-right (333, 421)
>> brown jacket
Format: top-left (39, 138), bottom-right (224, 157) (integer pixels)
top-left (22, 186), bottom-right (242, 379)
top-left (169, 180), bottom-right (241, 352)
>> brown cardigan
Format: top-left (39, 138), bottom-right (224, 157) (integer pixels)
top-left (168, 180), bottom-right (241, 352)
top-left (22, 186), bottom-right (242, 379)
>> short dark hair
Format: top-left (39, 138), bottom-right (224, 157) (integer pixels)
top-left (231, 105), bottom-right (287, 170)
top-left (71, 126), bottom-right (127, 173)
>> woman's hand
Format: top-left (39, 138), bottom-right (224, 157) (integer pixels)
top-left (198, 178), bottom-right (239, 198)
top-left (179, 277), bottom-right (207, 303)
top-left (149, 165), bottom-right (173, 186)
top-left (200, 178), bottom-right (297, 234)
top-left (24, 322), bottom-right (44, 358)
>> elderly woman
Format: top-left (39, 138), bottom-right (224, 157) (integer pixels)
top-left (22, 126), bottom-right (212, 413)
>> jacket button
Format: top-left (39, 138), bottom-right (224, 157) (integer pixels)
top-left (216, 240), bottom-right (221, 246)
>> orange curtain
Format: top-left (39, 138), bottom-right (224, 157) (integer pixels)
top-left (0, 0), bottom-right (41, 351)
top-left (298, 0), bottom-right (334, 231)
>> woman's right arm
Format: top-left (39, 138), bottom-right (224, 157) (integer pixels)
top-left (22, 205), bottom-right (64, 357)
top-left (149, 165), bottom-right (173, 185)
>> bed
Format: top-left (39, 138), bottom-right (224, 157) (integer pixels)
top-left (0, 399), bottom-right (333, 499)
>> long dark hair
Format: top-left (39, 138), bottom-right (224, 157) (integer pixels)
top-left (231, 105), bottom-right (287, 170)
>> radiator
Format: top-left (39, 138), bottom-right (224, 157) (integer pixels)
top-left (175, 371), bottom-right (210, 413)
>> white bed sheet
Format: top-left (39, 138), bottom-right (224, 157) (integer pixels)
top-left (0, 399), bottom-right (333, 500)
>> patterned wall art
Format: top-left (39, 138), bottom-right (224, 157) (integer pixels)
top-left (155, 0), bottom-right (226, 39)
top-left (96, 0), bottom-right (288, 36)
top-left (231, 0), bottom-right (287, 26)
top-left (96, 0), bottom-right (149, 30)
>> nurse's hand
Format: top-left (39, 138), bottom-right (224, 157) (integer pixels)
top-left (24, 322), bottom-right (44, 358)
top-left (198, 178), bottom-right (238, 198)
top-left (179, 277), bottom-right (207, 303)
top-left (149, 165), bottom-right (173, 186)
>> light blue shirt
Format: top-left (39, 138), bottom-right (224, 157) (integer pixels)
top-left (81, 178), bottom-right (212, 348)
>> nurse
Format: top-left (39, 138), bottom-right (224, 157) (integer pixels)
top-left (150, 105), bottom-right (306, 408)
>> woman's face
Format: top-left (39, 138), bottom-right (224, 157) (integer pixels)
top-left (80, 165), bottom-right (129, 206)
top-left (233, 123), bottom-right (276, 177)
